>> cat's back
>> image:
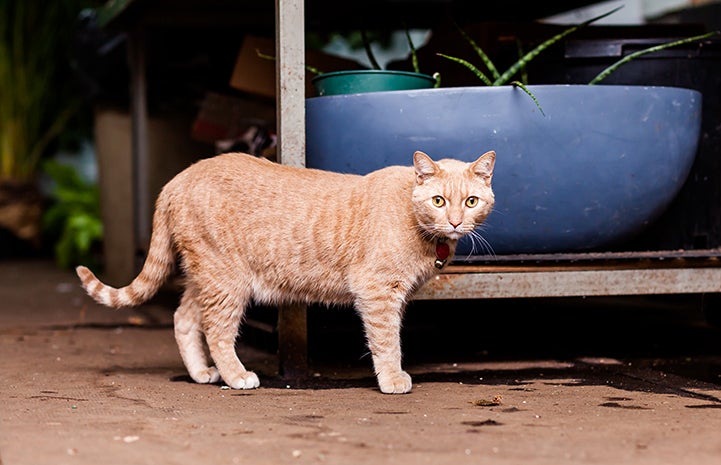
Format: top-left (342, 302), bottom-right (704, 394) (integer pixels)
top-left (176, 152), bottom-right (354, 188)
top-left (168, 152), bottom-right (414, 202)
top-left (163, 152), bottom-right (383, 236)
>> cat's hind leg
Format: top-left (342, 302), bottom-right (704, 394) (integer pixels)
top-left (174, 285), bottom-right (220, 384)
top-left (199, 286), bottom-right (260, 390)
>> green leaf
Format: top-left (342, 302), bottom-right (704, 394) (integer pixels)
top-left (453, 21), bottom-right (500, 81)
top-left (588, 31), bottom-right (721, 84)
top-left (403, 22), bottom-right (421, 74)
top-left (436, 6), bottom-right (624, 88)
top-left (511, 81), bottom-right (545, 116)
top-left (255, 49), bottom-right (324, 75)
top-left (40, 159), bottom-right (103, 269)
top-left (432, 72), bottom-right (442, 88)
top-left (495, 6), bottom-right (624, 85)
top-left (436, 53), bottom-right (494, 86)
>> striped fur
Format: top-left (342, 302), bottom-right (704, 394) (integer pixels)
top-left (76, 208), bottom-right (174, 308)
top-left (75, 150), bottom-right (495, 394)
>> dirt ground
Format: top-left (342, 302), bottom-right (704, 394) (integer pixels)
top-left (2, 259), bottom-right (721, 465)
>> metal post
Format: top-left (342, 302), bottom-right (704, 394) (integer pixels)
top-left (275, 0), bottom-right (306, 168)
top-left (275, 0), bottom-right (309, 378)
top-left (127, 26), bottom-right (151, 272)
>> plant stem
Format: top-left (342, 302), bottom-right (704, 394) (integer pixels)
top-left (402, 23), bottom-right (421, 73)
top-left (361, 29), bottom-right (382, 70)
top-left (256, 49), bottom-right (324, 75)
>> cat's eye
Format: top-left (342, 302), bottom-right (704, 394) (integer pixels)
top-left (465, 196), bottom-right (479, 208)
top-left (432, 196), bottom-right (445, 207)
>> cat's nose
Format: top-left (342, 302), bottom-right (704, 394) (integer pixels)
top-left (449, 220), bottom-right (462, 229)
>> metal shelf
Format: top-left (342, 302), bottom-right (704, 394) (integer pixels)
top-left (271, 0), bottom-right (721, 374)
top-left (417, 260), bottom-right (721, 300)
top-left (113, 0), bottom-right (721, 376)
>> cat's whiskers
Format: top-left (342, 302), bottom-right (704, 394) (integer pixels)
top-left (409, 223), bottom-right (440, 241)
top-left (465, 228), bottom-right (496, 258)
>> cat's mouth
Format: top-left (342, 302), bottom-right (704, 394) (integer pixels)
top-left (427, 224), bottom-right (468, 241)
top-left (439, 227), bottom-right (466, 241)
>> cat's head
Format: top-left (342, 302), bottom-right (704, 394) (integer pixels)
top-left (411, 150), bottom-right (495, 241)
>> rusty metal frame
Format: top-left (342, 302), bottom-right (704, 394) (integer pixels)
top-left (414, 251), bottom-right (721, 299)
top-left (416, 264), bottom-right (721, 300)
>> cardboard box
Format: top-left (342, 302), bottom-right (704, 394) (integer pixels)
top-left (191, 91), bottom-right (276, 144)
top-left (229, 34), bottom-right (362, 98)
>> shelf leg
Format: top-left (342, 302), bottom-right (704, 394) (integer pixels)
top-left (277, 303), bottom-right (309, 378)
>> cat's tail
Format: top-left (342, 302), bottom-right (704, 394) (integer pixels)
top-left (75, 207), bottom-right (175, 308)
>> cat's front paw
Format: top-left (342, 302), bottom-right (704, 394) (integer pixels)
top-left (225, 371), bottom-right (260, 390)
top-left (377, 371), bottom-right (412, 394)
top-left (190, 367), bottom-right (221, 384)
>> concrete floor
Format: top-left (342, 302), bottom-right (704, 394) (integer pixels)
top-left (2, 259), bottom-right (721, 464)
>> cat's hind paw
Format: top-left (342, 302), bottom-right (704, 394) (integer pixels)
top-left (191, 367), bottom-right (221, 384)
top-left (225, 371), bottom-right (260, 390)
top-left (377, 371), bottom-right (412, 394)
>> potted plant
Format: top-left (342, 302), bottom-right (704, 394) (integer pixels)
top-left (257, 24), bottom-right (440, 95)
top-left (305, 9), bottom-right (718, 255)
top-left (434, 7), bottom-right (717, 113)
top-left (308, 27), bottom-right (440, 96)
top-left (0, 1), bottom-right (85, 253)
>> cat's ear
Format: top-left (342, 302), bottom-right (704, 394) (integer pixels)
top-left (470, 150), bottom-right (496, 186)
top-left (413, 151), bottom-right (438, 184)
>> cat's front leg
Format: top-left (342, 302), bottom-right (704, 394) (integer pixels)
top-left (356, 296), bottom-right (412, 394)
top-left (375, 359), bottom-right (412, 394)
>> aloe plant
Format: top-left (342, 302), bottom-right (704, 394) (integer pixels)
top-left (437, 7), bottom-right (623, 87)
top-left (437, 7), bottom-right (719, 113)
top-left (587, 31), bottom-right (720, 84)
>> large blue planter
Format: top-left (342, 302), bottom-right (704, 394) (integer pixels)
top-left (305, 85), bottom-right (702, 255)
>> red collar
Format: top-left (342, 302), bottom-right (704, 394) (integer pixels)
top-left (434, 240), bottom-right (450, 269)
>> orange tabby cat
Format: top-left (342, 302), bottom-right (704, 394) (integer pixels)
top-left (76, 150), bottom-right (495, 394)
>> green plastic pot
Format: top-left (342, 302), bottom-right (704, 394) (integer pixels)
top-left (311, 70), bottom-right (437, 96)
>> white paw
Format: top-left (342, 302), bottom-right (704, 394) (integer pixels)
top-left (378, 371), bottom-right (412, 394)
top-left (225, 371), bottom-right (260, 390)
top-left (191, 367), bottom-right (220, 384)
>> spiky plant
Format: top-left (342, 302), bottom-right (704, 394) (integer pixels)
top-left (0, 0), bottom-right (84, 183)
top-left (437, 7), bottom-right (719, 114)
top-left (437, 7), bottom-right (623, 87)
top-left (587, 31), bottom-right (720, 84)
